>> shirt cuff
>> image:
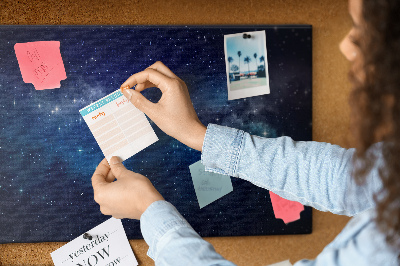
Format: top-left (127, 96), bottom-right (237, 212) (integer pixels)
top-left (140, 200), bottom-right (193, 260)
top-left (201, 123), bottom-right (245, 177)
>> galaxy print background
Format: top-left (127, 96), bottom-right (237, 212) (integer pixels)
top-left (0, 25), bottom-right (312, 243)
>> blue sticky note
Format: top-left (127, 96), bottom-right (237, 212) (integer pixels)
top-left (189, 160), bottom-right (233, 208)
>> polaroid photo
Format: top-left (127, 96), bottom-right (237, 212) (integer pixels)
top-left (224, 30), bottom-right (270, 100)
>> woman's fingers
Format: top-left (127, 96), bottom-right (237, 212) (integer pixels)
top-left (91, 158), bottom-right (110, 189)
top-left (120, 68), bottom-right (176, 94)
top-left (105, 169), bottom-right (116, 183)
top-left (130, 61), bottom-right (179, 92)
top-left (135, 81), bottom-right (156, 92)
top-left (146, 61), bottom-right (179, 79)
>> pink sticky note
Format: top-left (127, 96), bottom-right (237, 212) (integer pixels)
top-left (269, 191), bottom-right (304, 224)
top-left (14, 41), bottom-right (67, 90)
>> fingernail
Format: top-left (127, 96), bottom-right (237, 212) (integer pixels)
top-left (120, 85), bottom-right (130, 92)
top-left (123, 89), bottom-right (133, 100)
top-left (110, 156), bottom-right (122, 165)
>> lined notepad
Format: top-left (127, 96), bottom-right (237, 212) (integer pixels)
top-left (79, 89), bottom-right (158, 162)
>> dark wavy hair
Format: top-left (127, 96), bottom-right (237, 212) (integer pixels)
top-left (349, 0), bottom-right (400, 256)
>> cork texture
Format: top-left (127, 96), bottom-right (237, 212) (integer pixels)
top-left (0, 0), bottom-right (352, 265)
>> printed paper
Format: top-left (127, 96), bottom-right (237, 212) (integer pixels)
top-left (79, 89), bottom-right (158, 162)
top-left (14, 41), bottom-right (67, 90)
top-left (189, 160), bottom-right (233, 208)
top-left (51, 218), bottom-right (138, 266)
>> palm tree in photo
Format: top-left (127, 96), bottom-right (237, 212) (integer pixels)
top-left (253, 53), bottom-right (258, 75)
top-left (244, 56), bottom-right (251, 78)
top-left (260, 55), bottom-right (265, 67)
top-left (231, 64), bottom-right (239, 73)
top-left (259, 55), bottom-right (266, 77)
top-left (237, 51), bottom-right (242, 77)
top-left (227, 56), bottom-right (234, 83)
top-left (228, 56), bottom-right (233, 73)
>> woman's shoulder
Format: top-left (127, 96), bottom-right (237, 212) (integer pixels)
top-left (322, 209), bottom-right (399, 265)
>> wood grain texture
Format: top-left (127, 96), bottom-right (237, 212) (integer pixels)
top-left (0, 0), bottom-right (352, 265)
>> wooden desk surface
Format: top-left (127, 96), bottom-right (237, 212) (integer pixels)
top-left (0, 0), bottom-right (352, 265)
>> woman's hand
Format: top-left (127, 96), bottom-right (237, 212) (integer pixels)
top-left (120, 61), bottom-right (206, 152)
top-left (91, 157), bottom-right (164, 220)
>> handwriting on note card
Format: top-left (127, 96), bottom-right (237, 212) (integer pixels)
top-left (269, 191), bottom-right (304, 224)
top-left (189, 160), bottom-right (233, 209)
top-left (14, 41), bottom-right (67, 90)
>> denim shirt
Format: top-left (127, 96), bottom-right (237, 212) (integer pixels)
top-left (140, 124), bottom-right (399, 265)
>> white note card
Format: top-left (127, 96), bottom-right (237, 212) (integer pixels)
top-left (267, 260), bottom-right (293, 266)
top-left (79, 89), bottom-right (158, 162)
top-left (51, 218), bottom-right (138, 266)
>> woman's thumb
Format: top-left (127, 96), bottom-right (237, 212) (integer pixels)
top-left (109, 156), bottom-right (128, 178)
top-left (122, 88), bottom-right (153, 114)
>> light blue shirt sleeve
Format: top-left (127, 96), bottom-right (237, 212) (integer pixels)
top-left (139, 123), bottom-right (395, 265)
top-left (140, 200), bottom-right (237, 265)
top-left (201, 124), bottom-right (382, 216)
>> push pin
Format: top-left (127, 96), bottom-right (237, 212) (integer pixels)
top-left (243, 33), bottom-right (252, 39)
top-left (83, 233), bottom-right (96, 241)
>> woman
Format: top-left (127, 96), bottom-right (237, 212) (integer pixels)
top-left (91, 0), bottom-right (400, 264)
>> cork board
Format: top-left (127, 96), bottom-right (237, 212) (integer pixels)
top-left (0, 0), bottom-right (352, 265)
top-left (0, 24), bottom-right (312, 243)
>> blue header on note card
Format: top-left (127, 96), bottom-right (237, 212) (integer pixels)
top-left (79, 90), bottom-right (123, 116)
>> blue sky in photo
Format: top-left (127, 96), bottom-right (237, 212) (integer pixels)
top-left (226, 31), bottom-right (266, 73)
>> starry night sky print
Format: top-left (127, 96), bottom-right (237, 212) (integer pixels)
top-left (0, 25), bottom-right (312, 243)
